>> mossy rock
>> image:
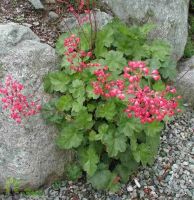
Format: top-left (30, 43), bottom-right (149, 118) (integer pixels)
top-left (184, 14), bottom-right (194, 58)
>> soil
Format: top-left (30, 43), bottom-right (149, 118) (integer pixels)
top-left (0, 0), bottom-right (68, 47)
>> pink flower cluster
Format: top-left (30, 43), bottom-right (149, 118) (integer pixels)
top-left (0, 76), bottom-right (41, 123)
top-left (92, 61), bottom-right (181, 123)
top-left (64, 34), bottom-right (100, 72)
top-left (63, 33), bottom-right (181, 124)
top-left (92, 66), bottom-right (125, 100)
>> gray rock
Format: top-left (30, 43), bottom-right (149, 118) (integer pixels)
top-left (177, 56), bottom-right (194, 107)
top-left (59, 9), bottom-right (113, 32)
top-left (45, 0), bottom-right (56, 3)
top-left (49, 11), bottom-right (59, 21)
top-left (0, 23), bottom-right (72, 191)
top-left (28, 0), bottom-right (44, 9)
top-left (100, 0), bottom-right (190, 60)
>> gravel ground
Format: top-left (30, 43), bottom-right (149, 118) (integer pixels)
top-left (0, 107), bottom-right (193, 200)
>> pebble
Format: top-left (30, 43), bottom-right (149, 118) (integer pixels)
top-left (183, 161), bottom-right (189, 166)
top-left (22, 23), bottom-right (32, 28)
top-left (48, 11), bottom-right (59, 20)
top-left (32, 21), bottom-right (39, 26)
top-left (127, 185), bottom-right (133, 192)
top-left (28, 0), bottom-right (44, 9)
top-left (134, 179), bottom-right (141, 188)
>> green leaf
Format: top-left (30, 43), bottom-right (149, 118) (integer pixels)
top-left (146, 134), bottom-right (160, 156)
top-left (107, 173), bottom-right (121, 192)
top-left (144, 121), bottom-right (164, 137)
top-left (96, 101), bottom-right (117, 121)
top-left (56, 125), bottom-right (83, 149)
top-left (159, 64), bottom-right (177, 80)
top-left (6, 178), bottom-right (20, 194)
top-left (88, 169), bottom-right (112, 190)
top-left (94, 23), bottom-right (114, 58)
top-left (119, 117), bottom-right (143, 137)
top-left (69, 79), bottom-right (85, 98)
top-left (56, 33), bottom-right (68, 55)
top-left (149, 40), bottom-right (171, 62)
top-left (139, 23), bottom-right (156, 36)
top-left (49, 72), bottom-right (70, 93)
top-left (115, 148), bottom-right (139, 183)
top-left (55, 95), bottom-right (72, 112)
top-left (74, 110), bottom-right (93, 130)
top-left (65, 163), bottom-right (82, 181)
top-left (102, 126), bottom-right (127, 157)
top-left (41, 101), bottom-right (64, 124)
top-left (89, 130), bottom-right (100, 141)
top-left (89, 123), bottom-right (109, 141)
top-left (114, 163), bottom-right (138, 184)
top-left (98, 123), bottom-right (109, 135)
top-left (88, 168), bottom-right (120, 192)
top-left (102, 50), bottom-right (127, 74)
top-left (87, 103), bottom-right (96, 112)
top-left (132, 150), bottom-right (141, 163)
top-left (138, 143), bottom-right (154, 166)
top-left (114, 165), bottom-right (130, 183)
top-left (153, 80), bottom-right (165, 91)
top-left (79, 23), bottom-right (92, 51)
top-left (79, 147), bottom-right (99, 176)
top-left (71, 101), bottom-right (85, 113)
top-left (148, 58), bottom-right (162, 70)
top-left (130, 134), bottom-right (138, 151)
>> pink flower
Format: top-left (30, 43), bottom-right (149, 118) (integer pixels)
top-left (92, 61), bottom-right (180, 123)
top-left (0, 76), bottom-right (41, 124)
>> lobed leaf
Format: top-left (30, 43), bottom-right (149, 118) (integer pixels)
top-left (56, 125), bottom-right (83, 149)
top-left (96, 101), bottom-right (117, 121)
top-left (79, 146), bottom-right (99, 176)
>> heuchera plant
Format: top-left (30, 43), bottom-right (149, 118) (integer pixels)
top-left (43, 0), bottom-right (181, 191)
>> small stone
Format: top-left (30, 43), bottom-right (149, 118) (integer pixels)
top-left (33, 21), bottom-right (40, 26)
top-left (180, 132), bottom-right (186, 138)
top-left (28, 0), bottom-right (44, 9)
top-left (191, 148), bottom-right (194, 155)
top-left (22, 23), bottom-right (32, 28)
top-left (139, 190), bottom-right (144, 198)
top-left (183, 161), bottom-right (189, 166)
top-left (172, 164), bottom-right (179, 171)
top-left (143, 170), bottom-right (149, 178)
top-left (49, 11), bottom-right (59, 20)
top-left (191, 136), bottom-right (194, 142)
top-left (189, 158), bottom-right (194, 164)
top-left (190, 165), bottom-right (194, 173)
top-left (190, 118), bottom-right (194, 123)
top-left (45, 0), bottom-right (56, 3)
top-left (134, 179), bottom-right (141, 188)
top-left (127, 185), bottom-right (133, 192)
top-left (186, 190), bottom-right (193, 197)
top-left (163, 135), bottom-right (167, 140)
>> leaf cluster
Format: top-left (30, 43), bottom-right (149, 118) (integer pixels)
top-left (94, 19), bottom-right (177, 80)
top-left (42, 19), bottom-right (171, 191)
